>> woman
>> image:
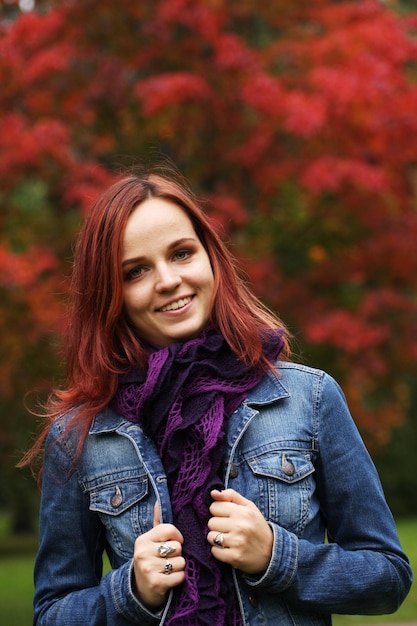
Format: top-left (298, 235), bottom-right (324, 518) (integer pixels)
top-left (26, 168), bottom-right (412, 625)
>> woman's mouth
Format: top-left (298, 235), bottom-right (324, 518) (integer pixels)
top-left (158, 296), bottom-right (193, 312)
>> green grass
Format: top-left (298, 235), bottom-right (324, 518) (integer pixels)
top-left (0, 517), bottom-right (415, 624)
top-left (0, 554), bottom-right (36, 626)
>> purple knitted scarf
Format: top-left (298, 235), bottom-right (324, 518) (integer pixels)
top-left (112, 326), bottom-right (283, 625)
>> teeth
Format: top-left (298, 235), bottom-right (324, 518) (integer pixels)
top-left (160, 297), bottom-right (192, 312)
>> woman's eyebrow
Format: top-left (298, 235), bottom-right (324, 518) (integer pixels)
top-left (122, 237), bottom-right (197, 267)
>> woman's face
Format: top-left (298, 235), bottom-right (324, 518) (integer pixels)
top-left (122, 197), bottom-right (215, 347)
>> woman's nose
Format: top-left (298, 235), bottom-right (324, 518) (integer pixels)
top-left (155, 264), bottom-right (182, 292)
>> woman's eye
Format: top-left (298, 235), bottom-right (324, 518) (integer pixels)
top-left (174, 249), bottom-right (191, 261)
top-left (125, 266), bottom-right (146, 281)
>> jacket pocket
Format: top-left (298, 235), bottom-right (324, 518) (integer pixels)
top-left (246, 449), bottom-right (316, 535)
top-left (89, 476), bottom-right (148, 515)
top-left (86, 472), bottom-right (151, 557)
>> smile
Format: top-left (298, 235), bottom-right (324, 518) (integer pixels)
top-left (159, 296), bottom-right (193, 312)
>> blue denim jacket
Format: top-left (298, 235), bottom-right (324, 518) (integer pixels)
top-left (33, 362), bottom-right (412, 625)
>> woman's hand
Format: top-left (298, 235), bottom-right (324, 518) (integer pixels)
top-left (132, 503), bottom-right (185, 609)
top-left (207, 488), bottom-right (273, 575)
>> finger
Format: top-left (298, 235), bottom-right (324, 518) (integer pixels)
top-left (160, 556), bottom-right (186, 575)
top-left (153, 526), bottom-right (184, 546)
top-left (156, 541), bottom-right (178, 558)
top-left (209, 530), bottom-right (226, 549)
top-left (153, 501), bottom-right (160, 526)
top-left (207, 511), bottom-right (233, 532)
top-left (209, 490), bottom-right (249, 518)
top-left (211, 488), bottom-right (251, 506)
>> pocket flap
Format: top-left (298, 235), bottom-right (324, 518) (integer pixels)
top-left (248, 450), bottom-right (314, 484)
top-left (89, 477), bottom-right (148, 515)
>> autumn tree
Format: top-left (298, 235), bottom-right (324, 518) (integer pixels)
top-left (1, 0), bottom-right (417, 523)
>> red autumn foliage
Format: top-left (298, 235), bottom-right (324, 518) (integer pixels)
top-left (135, 72), bottom-right (211, 116)
top-left (1, 0), bottom-right (417, 453)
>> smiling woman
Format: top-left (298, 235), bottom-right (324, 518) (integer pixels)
top-left (121, 198), bottom-right (215, 347)
top-left (21, 166), bottom-right (412, 626)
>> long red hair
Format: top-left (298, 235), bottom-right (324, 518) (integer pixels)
top-left (21, 168), bottom-right (291, 471)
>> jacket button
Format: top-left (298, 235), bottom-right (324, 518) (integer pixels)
top-left (229, 463), bottom-right (239, 479)
top-left (248, 592), bottom-right (259, 608)
top-left (282, 454), bottom-right (295, 476)
top-left (111, 485), bottom-right (123, 508)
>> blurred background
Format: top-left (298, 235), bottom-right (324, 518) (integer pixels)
top-left (0, 0), bottom-right (416, 623)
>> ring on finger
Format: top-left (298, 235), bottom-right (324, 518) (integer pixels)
top-left (158, 542), bottom-right (176, 557)
top-left (164, 559), bottom-right (173, 575)
top-left (213, 532), bottom-right (224, 548)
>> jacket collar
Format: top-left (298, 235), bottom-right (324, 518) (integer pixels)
top-left (243, 364), bottom-right (291, 406)
top-left (89, 407), bottom-right (134, 435)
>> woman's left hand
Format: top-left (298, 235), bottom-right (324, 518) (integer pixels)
top-left (207, 488), bottom-right (273, 575)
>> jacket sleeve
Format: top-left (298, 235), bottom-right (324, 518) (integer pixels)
top-left (243, 372), bottom-right (413, 615)
top-left (33, 421), bottom-right (165, 626)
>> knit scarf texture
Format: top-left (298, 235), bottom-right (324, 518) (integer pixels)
top-left (112, 326), bottom-right (283, 625)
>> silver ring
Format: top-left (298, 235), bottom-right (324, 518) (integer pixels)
top-left (164, 559), bottom-right (173, 575)
top-left (213, 532), bottom-right (224, 548)
top-left (158, 542), bottom-right (176, 557)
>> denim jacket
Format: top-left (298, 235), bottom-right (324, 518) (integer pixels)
top-left (33, 362), bottom-right (412, 625)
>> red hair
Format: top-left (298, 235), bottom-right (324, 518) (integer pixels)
top-left (21, 168), bottom-right (290, 471)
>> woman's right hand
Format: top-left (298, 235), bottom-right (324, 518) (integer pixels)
top-left (132, 503), bottom-right (185, 609)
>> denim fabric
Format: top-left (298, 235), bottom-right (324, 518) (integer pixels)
top-left (33, 362), bottom-right (412, 625)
